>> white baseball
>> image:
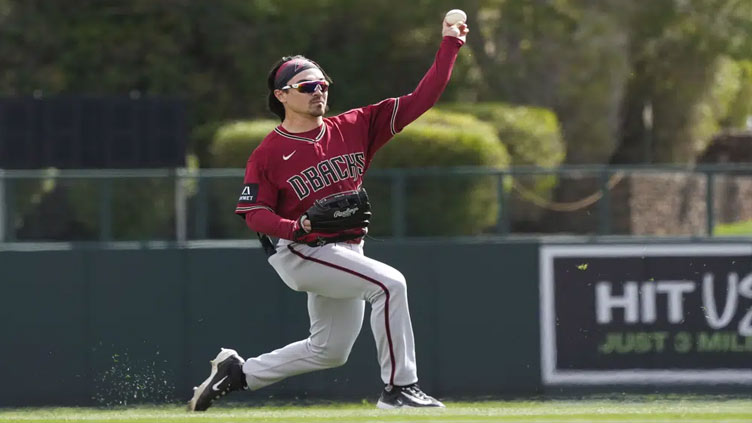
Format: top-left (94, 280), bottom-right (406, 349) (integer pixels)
top-left (444, 9), bottom-right (467, 26)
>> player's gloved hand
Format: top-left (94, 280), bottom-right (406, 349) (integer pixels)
top-left (292, 189), bottom-right (371, 245)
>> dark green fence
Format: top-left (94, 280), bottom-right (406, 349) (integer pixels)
top-left (0, 240), bottom-right (540, 406)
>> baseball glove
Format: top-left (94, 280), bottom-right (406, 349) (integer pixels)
top-left (294, 189), bottom-right (371, 245)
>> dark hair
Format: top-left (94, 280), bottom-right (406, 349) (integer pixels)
top-left (266, 55), bottom-right (333, 121)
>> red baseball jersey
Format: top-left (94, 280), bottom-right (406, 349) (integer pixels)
top-left (235, 36), bottom-right (463, 240)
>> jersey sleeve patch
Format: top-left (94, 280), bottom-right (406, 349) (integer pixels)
top-left (237, 183), bottom-right (259, 205)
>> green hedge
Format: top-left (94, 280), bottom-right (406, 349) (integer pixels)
top-left (438, 102), bottom-right (564, 228)
top-left (189, 120), bottom-right (226, 168)
top-left (208, 120), bottom-right (278, 168)
top-left (206, 111), bottom-right (509, 237)
top-left (438, 102), bottom-right (564, 167)
top-left (371, 109), bottom-right (507, 167)
top-left (368, 109), bottom-right (508, 236)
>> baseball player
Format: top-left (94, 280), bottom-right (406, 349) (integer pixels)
top-left (189, 16), bottom-right (468, 411)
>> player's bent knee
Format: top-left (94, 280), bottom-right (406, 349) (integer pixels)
top-left (310, 342), bottom-right (351, 368)
top-left (366, 272), bottom-right (407, 304)
top-left (317, 348), bottom-right (350, 367)
top-left (384, 271), bottom-right (407, 294)
top-left (322, 355), bottom-right (349, 368)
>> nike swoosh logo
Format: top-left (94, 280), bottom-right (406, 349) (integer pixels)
top-left (211, 375), bottom-right (228, 391)
top-left (283, 151), bottom-right (296, 160)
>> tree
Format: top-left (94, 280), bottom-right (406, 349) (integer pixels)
top-left (466, 0), bottom-right (630, 164)
top-left (612, 0), bottom-right (752, 163)
top-left (2, 0), bottom-right (750, 166)
top-left (467, 0), bottom-right (752, 165)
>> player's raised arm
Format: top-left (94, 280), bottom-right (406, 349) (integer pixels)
top-left (395, 14), bottom-right (468, 126)
top-left (364, 11), bottom-right (469, 155)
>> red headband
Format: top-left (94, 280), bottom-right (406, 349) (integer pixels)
top-left (274, 59), bottom-right (317, 88)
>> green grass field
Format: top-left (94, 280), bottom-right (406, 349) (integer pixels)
top-left (1, 399), bottom-right (751, 423)
top-left (715, 219), bottom-right (752, 236)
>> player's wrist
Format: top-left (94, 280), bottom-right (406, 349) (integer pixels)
top-left (441, 35), bottom-right (464, 47)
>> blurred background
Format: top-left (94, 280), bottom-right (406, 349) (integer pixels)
top-left (2, 0), bottom-right (752, 408)
top-left (1, 0), bottom-right (751, 241)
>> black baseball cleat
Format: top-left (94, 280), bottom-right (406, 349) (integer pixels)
top-left (188, 348), bottom-right (247, 412)
top-left (376, 383), bottom-right (445, 409)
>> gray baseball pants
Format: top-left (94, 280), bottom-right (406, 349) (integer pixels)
top-left (242, 239), bottom-right (418, 389)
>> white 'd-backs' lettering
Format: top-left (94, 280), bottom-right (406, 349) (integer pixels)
top-left (287, 152), bottom-right (366, 200)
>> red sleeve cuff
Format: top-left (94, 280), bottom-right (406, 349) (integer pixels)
top-left (441, 35), bottom-right (465, 48)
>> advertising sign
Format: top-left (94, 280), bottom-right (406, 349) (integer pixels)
top-left (540, 244), bottom-right (752, 385)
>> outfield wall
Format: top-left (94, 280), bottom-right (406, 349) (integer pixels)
top-left (0, 240), bottom-right (539, 406)
top-left (2, 239), bottom-right (752, 407)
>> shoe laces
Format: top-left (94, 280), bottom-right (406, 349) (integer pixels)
top-left (404, 384), bottom-right (428, 399)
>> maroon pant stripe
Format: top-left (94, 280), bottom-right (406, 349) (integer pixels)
top-left (287, 245), bottom-right (396, 385)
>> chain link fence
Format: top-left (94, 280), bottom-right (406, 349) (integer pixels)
top-left (1, 165), bottom-right (751, 242)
